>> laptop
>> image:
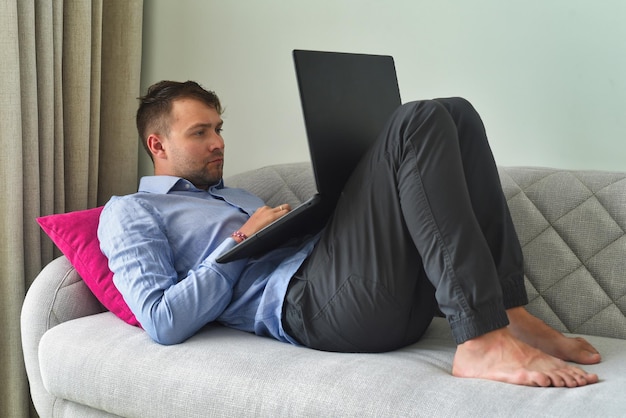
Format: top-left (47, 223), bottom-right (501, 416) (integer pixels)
top-left (216, 50), bottom-right (402, 263)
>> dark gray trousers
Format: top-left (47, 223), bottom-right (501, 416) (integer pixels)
top-left (283, 98), bottom-right (527, 352)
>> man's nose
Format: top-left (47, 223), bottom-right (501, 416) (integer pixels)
top-left (210, 135), bottom-right (225, 150)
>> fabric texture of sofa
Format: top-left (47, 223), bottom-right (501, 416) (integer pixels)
top-left (22, 162), bottom-right (626, 417)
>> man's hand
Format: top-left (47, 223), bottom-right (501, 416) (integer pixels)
top-left (233, 204), bottom-right (291, 242)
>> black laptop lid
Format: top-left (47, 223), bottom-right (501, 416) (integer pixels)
top-left (293, 50), bottom-right (402, 201)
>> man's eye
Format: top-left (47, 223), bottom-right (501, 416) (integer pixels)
top-left (216, 128), bottom-right (223, 135)
top-left (194, 130), bottom-right (205, 136)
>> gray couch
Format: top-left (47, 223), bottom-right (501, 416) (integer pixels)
top-left (22, 162), bottom-right (626, 417)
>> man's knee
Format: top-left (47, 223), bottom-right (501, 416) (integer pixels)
top-left (434, 97), bottom-right (480, 120)
top-left (395, 99), bottom-right (455, 128)
top-left (400, 99), bottom-right (449, 114)
top-left (442, 96), bottom-right (473, 108)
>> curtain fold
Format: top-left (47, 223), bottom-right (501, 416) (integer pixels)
top-left (0, 1), bottom-right (143, 416)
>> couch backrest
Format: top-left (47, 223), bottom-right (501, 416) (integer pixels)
top-left (499, 167), bottom-right (626, 339)
top-left (226, 163), bottom-right (317, 208)
top-left (227, 163), bottom-right (626, 340)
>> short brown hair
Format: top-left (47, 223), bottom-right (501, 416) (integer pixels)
top-left (136, 80), bottom-right (222, 160)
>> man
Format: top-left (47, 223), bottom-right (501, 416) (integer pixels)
top-left (99, 80), bottom-right (601, 388)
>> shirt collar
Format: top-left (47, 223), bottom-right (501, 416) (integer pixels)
top-left (138, 176), bottom-right (224, 194)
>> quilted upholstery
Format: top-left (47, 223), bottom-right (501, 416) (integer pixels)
top-left (229, 163), bottom-right (626, 340)
top-left (226, 162), bottom-right (318, 207)
top-left (499, 167), bottom-right (626, 339)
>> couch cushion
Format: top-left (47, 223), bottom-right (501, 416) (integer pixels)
top-left (225, 162), bottom-right (317, 207)
top-left (39, 315), bottom-right (626, 417)
top-left (37, 207), bottom-right (140, 327)
top-left (498, 167), bottom-right (626, 340)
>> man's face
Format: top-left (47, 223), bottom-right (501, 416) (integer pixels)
top-left (155, 98), bottom-right (225, 189)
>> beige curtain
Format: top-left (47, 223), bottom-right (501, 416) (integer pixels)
top-left (0, 1), bottom-right (143, 416)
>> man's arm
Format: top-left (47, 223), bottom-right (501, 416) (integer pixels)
top-left (98, 196), bottom-right (248, 345)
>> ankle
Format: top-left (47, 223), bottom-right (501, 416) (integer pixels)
top-left (458, 327), bottom-right (511, 353)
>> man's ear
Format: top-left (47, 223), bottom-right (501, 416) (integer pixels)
top-left (146, 134), bottom-right (167, 160)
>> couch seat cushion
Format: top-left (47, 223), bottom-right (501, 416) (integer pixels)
top-left (39, 315), bottom-right (626, 417)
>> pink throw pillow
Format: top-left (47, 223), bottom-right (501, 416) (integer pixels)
top-left (37, 207), bottom-right (140, 327)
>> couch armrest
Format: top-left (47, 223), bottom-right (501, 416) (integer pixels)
top-left (21, 255), bottom-right (106, 415)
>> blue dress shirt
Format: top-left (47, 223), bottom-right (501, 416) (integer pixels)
top-left (98, 175), bottom-right (318, 345)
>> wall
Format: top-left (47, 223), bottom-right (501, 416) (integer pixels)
top-left (140, 0), bottom-right (626, 178)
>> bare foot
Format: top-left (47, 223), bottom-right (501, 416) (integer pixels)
top-left (506, 307), bottom-right (602, 365)
top-left (452, 327), bottom-right (599, 387)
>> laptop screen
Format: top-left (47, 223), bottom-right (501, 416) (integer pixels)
top-left (293, 50), bottom-right (402, 200)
